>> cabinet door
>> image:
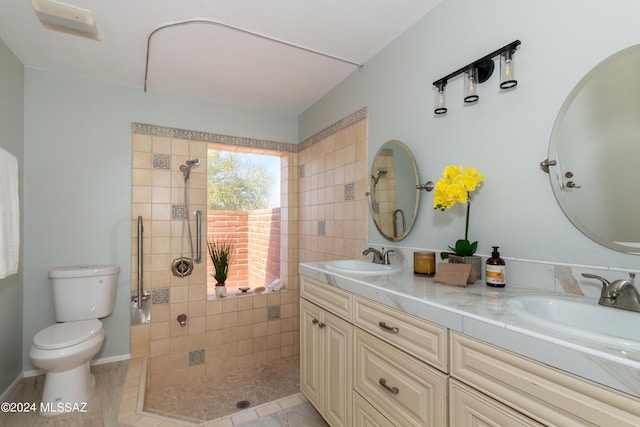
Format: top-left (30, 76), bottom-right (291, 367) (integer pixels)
top-left (300, 299), bottom-right (324, 411)
top-left (323, 310), bottom-right (353, 427)
top-left (450, 379), bottom-right (544, 427)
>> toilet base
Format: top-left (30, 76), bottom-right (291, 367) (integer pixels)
top-left (39, 362), bottom-right (95, 416)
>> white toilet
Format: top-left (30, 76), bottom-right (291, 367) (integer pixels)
top-left (28, 265), bottom-right (119, 416)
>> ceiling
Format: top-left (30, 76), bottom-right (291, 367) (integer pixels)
top-left (0, 0), bottom-right (442, 115)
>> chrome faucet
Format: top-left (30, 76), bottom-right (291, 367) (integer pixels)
top-left (363, 247), bottom-right (395, 265)
top-left (581, 273), bottom-right (640, 312)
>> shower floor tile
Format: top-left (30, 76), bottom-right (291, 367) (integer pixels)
top-left (144, 356), bottom-right (302, 423)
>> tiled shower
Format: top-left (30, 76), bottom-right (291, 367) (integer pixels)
top-left (129, 110), bottom-right (368, 408)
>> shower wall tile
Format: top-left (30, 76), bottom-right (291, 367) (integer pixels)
top-left (131, 117), bottom-right (327, 390)
top-left (152, 153), bottom-right (170, 169)
top-left (297, 118), bottom-right (367, 264)
top-left (151, 288), bottom-right (170, 304)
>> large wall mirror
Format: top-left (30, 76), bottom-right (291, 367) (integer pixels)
top-left (548, 44), bottom-right (640, 254)
top-left (368, 140), bottom-right (421, 241)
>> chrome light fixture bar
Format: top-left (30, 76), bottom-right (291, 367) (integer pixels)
top-left (432, 40), bottom-right (521, 115)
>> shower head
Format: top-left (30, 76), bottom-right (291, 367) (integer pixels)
top-left (372, 169), bottom-right (388, 185)
top-left (180, 158), bottom-right (200, 180)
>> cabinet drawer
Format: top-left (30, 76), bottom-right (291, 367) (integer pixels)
top-left (354, 295), bottom-right (448, 372)
top-left (354, 329), bottom-right (447, 427)
top-left (301, 275), bottom-right (352, 321)
top-left (353, 392), bottom-right (395, 427)
top-left (451, 332), bottom-right (640, 427)
top-left (450, 379), bottom-right (544, 426)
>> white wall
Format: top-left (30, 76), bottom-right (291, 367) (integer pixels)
top-left (22, 69), bottom-right (298, 370)
top-left (299, 0), bottom-right (640, 271)
top-left (0, 38), bottom-right (24, 393)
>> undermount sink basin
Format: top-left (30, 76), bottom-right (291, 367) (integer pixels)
top-left (506, 295), bottom-right (640, 349)
top-left (324, 260), bottom-right (401, 275)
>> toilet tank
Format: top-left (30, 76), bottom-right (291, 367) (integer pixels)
top-left (49, 265), bottom-right (120, 322)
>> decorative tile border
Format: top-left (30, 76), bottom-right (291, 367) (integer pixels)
top-left (132, 106), bottom-right (367, 154)
top-left (132, 123), bottom-right (298, 153)
top-left (298, 107), bottom-right (368, 151)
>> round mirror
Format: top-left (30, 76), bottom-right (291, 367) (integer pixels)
top-left (548, 44), bottom-right (640, 254)
top-left (368, 140), bottom-right (421, 241)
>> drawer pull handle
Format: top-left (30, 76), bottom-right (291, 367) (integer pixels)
top-left (318, 322), bottom-right (326, 328)
top-left (312, 318), bottom-right (319, 325)
top-left (379, 378), bottom-right (399, 395)
top-left (378, 321), bottom-right (399, 334)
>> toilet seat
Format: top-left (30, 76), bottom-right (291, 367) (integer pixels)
top-left (33, 319), bottom-right (103, 350)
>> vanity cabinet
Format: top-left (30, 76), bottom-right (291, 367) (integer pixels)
top-left (300, 276), bottom-right (353, 427)
top-left (301, 270), bottom-right (640, 427)
top-left (450, 332), bottom-right (640, 426)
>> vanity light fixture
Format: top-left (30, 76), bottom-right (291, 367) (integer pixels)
top-left (433, 40), bottom-right (521, 115)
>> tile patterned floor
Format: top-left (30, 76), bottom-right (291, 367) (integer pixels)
top-left (0, 358), bottom-right (327, 427)
top-left (144, 356), bottom-right (302, 422)
top-left (0, 360), bottom-right (129, 427)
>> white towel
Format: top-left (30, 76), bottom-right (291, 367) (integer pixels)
top-left (0, 148), bottom-right (19, 279)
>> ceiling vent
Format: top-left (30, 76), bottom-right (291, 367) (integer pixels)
top-left (31, 0), bottom-right (100, 40)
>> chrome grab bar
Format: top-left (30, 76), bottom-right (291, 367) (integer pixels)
top-left (194, 209), bottom-right (202, 263)
top-left (393, 209), bottom-right (405, 238)
top-left (135, 215), bottom-right (146, 307)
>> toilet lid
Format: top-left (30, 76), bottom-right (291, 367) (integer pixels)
top-left (33, 319), bottom-right (103, 350)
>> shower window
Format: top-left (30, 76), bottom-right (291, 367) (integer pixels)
top-left (206, 146), bottom-right (282, 295)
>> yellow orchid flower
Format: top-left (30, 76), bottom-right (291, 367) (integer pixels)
top-left (433, 165), bottom-right (484, 257)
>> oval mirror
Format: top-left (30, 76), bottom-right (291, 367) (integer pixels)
top-left (368, 140), bottom-right (421, 241)
top-left (548, 44), bottom-right (640, 253)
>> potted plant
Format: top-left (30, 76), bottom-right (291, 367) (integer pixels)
top-left (207, 238), bottom-right (234, 297)
top-left (434, 165), bottom-right (484, 281)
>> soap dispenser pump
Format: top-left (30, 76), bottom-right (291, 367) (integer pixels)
top-left (486, 246), bottom-right (506, 287)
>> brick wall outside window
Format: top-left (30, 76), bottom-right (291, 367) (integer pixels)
top-left (206, 209), bottom-right (281, 294)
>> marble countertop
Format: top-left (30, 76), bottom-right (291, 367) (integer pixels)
top-left (299, 261), bottom-right (640, 398)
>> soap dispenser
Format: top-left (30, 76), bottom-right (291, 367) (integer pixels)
top-left (486, 246), bottom-right (506, 287)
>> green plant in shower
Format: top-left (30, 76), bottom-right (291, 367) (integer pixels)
top-left (207, 238), bottom-right (234, 285)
